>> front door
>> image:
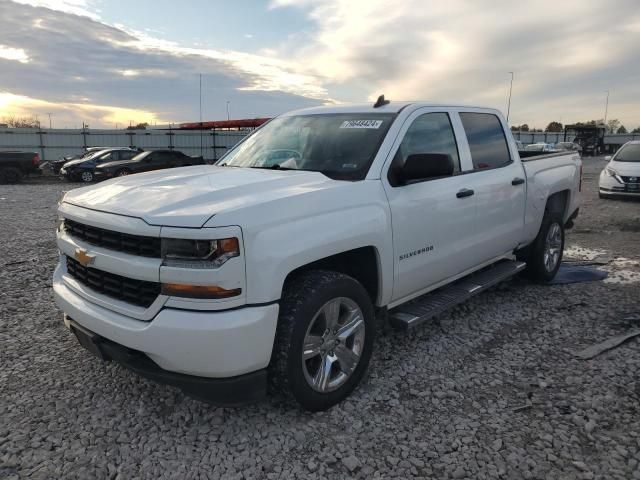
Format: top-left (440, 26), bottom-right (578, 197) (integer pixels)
top-left (382, 110), bottom-right (478, 304)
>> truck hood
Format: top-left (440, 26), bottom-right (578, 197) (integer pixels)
top-left (62, 165), bottom-right (342, 227)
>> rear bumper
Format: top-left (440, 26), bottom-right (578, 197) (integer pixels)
top-left (67, 319), bottom-right (267, 405)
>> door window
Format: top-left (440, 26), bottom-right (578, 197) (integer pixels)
top-left (117, 151), bottom-right (137, 160)
top-left (388, 113), bottom-right (460, 186)
top-left (459, 113), bottom-right (511, 170)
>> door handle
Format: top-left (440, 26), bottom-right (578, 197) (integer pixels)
top-left (512, 177), bottom-right (525, 185)
top-left (456, 188), bottom-right (475, 198)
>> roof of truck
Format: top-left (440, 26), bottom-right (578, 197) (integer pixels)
top-left (282, 101), bottom-right (501, 116)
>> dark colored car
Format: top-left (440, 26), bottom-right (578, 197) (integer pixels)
top-left (94, 150), bottom-right (205, 180)
top-left (0, 150), bottom-right (40, 183)
top-left (60, 148), bottom-right (142, 183)
top-left (50, 147), bottom-right (106, 174)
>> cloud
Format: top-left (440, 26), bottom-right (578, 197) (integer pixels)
top-left (0, 91), bottom-right (164, 128)
top-left (0, 44), bottom-right (30, 63)
top-left (0, 0), bottom-right (325, 127)
top-left (272, 0), bottom-right (640, 128)
top-left (1, 0), bottom-right (639, 129)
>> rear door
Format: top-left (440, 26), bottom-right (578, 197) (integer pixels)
top-left (456, 110), bottom-right (526, 263)
top-left (382, 108), bottom-right (478, 303)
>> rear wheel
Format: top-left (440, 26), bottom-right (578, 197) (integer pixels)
top-left (80, 170), bottom-right (94, 183)
top-left (518, 213), bottom-right (564, 283)
top-left (0, 167), bottom-right (23, 184)
top-left (270, 270), bottom-right (375, 411)
top-left (115, 169), bottom-right (131, 177)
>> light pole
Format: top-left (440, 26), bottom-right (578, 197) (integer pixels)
top-left (604, 90), bottom-right (609, 128)
top-left (199, 74), bottom-right (203, 157)
top-left (506, 72), bottom-right (514, 123)
top-left (226, 101), bottom-right (230, 121)
top-left (47, 112), bottom-right (52, 129)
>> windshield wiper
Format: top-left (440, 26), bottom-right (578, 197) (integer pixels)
top-left (248, 164), bottom-right (296, 170)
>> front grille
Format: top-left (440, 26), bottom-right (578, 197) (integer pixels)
top-left (64, 219), bottom-right (161, 257)
top-left (620, 176), bottom-right (639, 184)
top-left (66, 256), bottom-right (160, 308)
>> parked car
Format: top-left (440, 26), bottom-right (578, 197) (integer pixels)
top-left (51, 147), bottom-right (141, 174)
top-left (555, 142), bottom-right (582, 153)
top-left (0, 150), bottom-right (40, 183)
top-left (599, 140), bottom-right (640, 198)
top-left (93, 150), bottom-right (205, 180)
top-left (60, 148), bottom-right (142, 183)
top-left (524, 142), bottom-right (555, 152)
top-left (53, 101), bottom-right (582, 411)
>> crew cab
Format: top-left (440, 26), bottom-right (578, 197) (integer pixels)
top-left (0, 150), bottom-right (40, 183)
top-left (53, 100), bottom-right (582, 411)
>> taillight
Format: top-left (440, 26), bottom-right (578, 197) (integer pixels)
top-left (32, 154), bottom-right (40, 165)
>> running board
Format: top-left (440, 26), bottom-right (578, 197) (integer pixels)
top-left (389, 260), bottom-right (526, 330)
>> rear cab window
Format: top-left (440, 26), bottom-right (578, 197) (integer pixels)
top-left (459, 112), bottom-right (512, 171)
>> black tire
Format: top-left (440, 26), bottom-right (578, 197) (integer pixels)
top-left (0, 167), bottom-right (23, 184)
top-left (79, 170), bottom-right (94, 183)
top-left (518, 212), bottom-right (565, 283)
top-left (115, 169), bottom-right (131, 177)
top-left (270, 270), bottom-right (375, 411)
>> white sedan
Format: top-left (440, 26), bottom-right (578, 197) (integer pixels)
top-left (599, 141), bottom-right (640, 198)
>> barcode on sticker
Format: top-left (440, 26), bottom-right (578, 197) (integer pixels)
top-left (340, 120), bottom-right (383, 129)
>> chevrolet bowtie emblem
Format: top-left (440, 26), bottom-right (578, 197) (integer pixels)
top-left (74, 248), bottom-right (95, 267)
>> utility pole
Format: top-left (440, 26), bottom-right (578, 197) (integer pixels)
top-left (226, 100), bottom-right (230, 121)
top-left (47, 113), bottom-right (52, 129)
top-left (199, 73), bottom-right (203, 158)
top-left (507, 72), bottom-right (514, 123)
top-left (604, 90), bottom-right (609, 127)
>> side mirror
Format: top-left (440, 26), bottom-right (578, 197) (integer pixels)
top-left (604, 155), bottom-right (612, 161)
top-left (403, 153), bottom-right (453, 182)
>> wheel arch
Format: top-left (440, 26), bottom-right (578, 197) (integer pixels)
top-left (282, 246), bottom-right (382, 306)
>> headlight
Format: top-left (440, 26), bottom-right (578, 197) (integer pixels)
top-left (161, 237), bottom-right (239, 268)
top-left (604, 167), bottom-right (618, 177)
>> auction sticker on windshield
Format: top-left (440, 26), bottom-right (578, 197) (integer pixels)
top-left (340, 120), bottom-right (383, 129)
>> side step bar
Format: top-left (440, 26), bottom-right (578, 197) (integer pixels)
top-left (389, 260), bottom-right (526, 330)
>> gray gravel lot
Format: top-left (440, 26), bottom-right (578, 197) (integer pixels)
top-left (1, 156), bottom-right (639, 479)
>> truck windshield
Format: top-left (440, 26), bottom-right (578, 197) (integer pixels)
top-left (218, 113), bottom-right (396, 180)
top-left (614, 144), bottom-right (640, 162)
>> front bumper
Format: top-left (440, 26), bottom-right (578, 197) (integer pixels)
top-left (53, 263), bottom-right (279, 387)
top-left (66, 319), bottom-right (268, 406)
top-left (599, 172), bottom-right (640, 197)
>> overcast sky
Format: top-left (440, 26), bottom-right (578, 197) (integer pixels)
top-left (0, 0), bottom-right (638, 129)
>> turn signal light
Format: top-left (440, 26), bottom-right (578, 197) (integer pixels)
top-left (161, 283), bottom-right (241, 299)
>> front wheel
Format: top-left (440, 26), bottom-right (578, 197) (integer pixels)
top-left (270, 270), bottom-right (375, 411)
top-left (115, 169), bottom-right (130, 177)
top-left (518, 213), bottom-right (565, 283)
top-left (80, 170), bottom-right (94, 183)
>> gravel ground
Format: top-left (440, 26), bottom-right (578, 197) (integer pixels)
top-left (1, 156), bottom-right (639, 479)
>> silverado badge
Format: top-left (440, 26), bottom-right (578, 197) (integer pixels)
top-left (74, 248), bottom-right (95, 267)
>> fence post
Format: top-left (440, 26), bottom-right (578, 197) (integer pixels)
top-left (212, 129), bottom-right (217, 163)
top-left (37, 128), bottom-right (46, 161)
top-left (168, 124), bottom-right (174, 150)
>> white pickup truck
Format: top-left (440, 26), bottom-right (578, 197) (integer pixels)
top-left (53, 100), bottom-right (582, 411)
